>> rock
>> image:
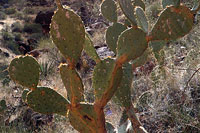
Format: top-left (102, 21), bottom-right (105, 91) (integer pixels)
top-left (17, 41), bottom-right (33, 55)
top-left (35, 11), bottom-right (54, 34)
top-left (28, 49), bottom-right (40, 58)
top-left (3, 52), bottom-right (9, 57)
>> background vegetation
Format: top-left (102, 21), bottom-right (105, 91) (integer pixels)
top-left (0, 0), bottom-right (200, 132)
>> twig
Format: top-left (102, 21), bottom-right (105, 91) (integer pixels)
top-left (184, 67), bottom-right (200, 92)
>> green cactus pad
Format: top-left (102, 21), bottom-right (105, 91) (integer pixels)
top-left (101, 0), bottom-right (117, 22)
top-left (135, 7), bottom-right (148, 33)
top-left (60, 64), bottom-right (84, 104)
top-left (106, 23), bottom-right (127, 54)
top-left (162, 0), bottom-right (180, 8)
top-left (150, 5), bottom-right (193, 41)
top-left (27, 87), bottom-right (69, 116)
top-left (133, 0), bottom-right (145, 11)
top-left (114, 63), bottom-right (132, 107)
top-left (131, 48), bottom-right (150, 69)
top-left (22, 89), bottom-right (29, 102)
top-left (50, 6), bottom-right (85, 65)
top-left (84, 33), bottom-right (101, 63)
top-left (117, 28), bottom-right (148, 64)
top-left (68, 104), bottom-right (98, 133)
top-left (9, 55), bottom-right (40, 89)
top-left (118, 0), bottom-right (137, 26)
top-left (93, 59), bottom-right (123, 104)
top-left (149, 40), bottom-right (166, 53)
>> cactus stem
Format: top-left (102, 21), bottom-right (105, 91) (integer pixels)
top-left (126, 104), bottom-right (147, 133)
top-left (94, 105), bottom-right (106, 133)
top-left (95, 62), bottom-right (122, 107)
top-left (146, 35), bottom-right (153, 43)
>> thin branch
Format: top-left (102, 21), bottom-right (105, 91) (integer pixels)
top-left (184, 67), bottom-right (200, 92)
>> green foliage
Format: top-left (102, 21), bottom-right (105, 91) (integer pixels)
top-left (39, 60), bottom-right (55, 79)
top-left (1, 30), bottom-right (20, 54)
top-left (4, 8), bottom-right (16, 15)
top-left (24, 7), bottom-right (35, 14)
top-left (11, 22), bottom-right (23, 32)
top-left (8, 0), bottom-right (199, 132)
top-left (0, 64), bottom-right (11, 86)
top-left (0, 100), bottom-right (7, 112)
top-left (0, 11), bottom-right (6, 20)
top-left (23, 23), bottom-right (42, 34)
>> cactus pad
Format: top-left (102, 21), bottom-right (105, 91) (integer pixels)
top-left (133, 0), bottom-right (145, 11)
top-left (9, 55), bottom-right (40, 89)
top-left (68, 104), bottom-right (98, 133)
top-left (114, 63), bottom-right (132, 107)
top-left (101, 0), bottom-right (117, 22)
top-left (131, 48), bottom-right (150, 69)
top-left (93, 59), bottom-right (123, 104)
top-left (27, 87), bottom-right (69, 116)
top-left (118, 0), bottom-right (137, 26)
top-left (117, 28), bottom-right (148, 64)
top-left (149, 40), bottom-right (166, 53)
top-left (60, 64), bottom-right (84, 104)
top-left (106, 23), bottom-right (127, 54)
top-left (150, 5), bottom-right (193, 41)
top-left (50, 6), bottom-right (85, 65)
top-left (84, 34), bottom-right (100, 63)
top-left (135, 7), bottom-right (148, 33)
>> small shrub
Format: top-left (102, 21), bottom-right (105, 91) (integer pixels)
top-left (24, 7), bottom-right (35, 14)
top-left (2, 30), bottom-right (13, 41)
top-left (1, 30), bottom-right (20, 54)
top-left (6, 40), bottom-right (20, 55)
top-left (14, 12), bottom-right (23, 20)
top-left (23, 23), bottom-right (42, 34)
top-left (29, 33), bottom-right (44, 40)
top-left (0, 11), bottom-right (6, 20)
top-left (39, 60), bottom-right (55, 79)
top-left (23, 15), bottom-right (32, 23)
top-left (13, 33), bottom-right (22, 41)
top-left (11, 22), bottom-right (23, 32)
top-left (4, 7), bottom-right (16, 15)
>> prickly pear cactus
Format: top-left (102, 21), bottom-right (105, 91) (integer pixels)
top-left (8, 0), bottom-right (199, 133)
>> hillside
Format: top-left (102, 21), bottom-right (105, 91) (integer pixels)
top-left (0, 0), bottom-right (200, 132)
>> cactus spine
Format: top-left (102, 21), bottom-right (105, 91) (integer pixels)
top-left (8, 0), bottom-right (199, 132)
